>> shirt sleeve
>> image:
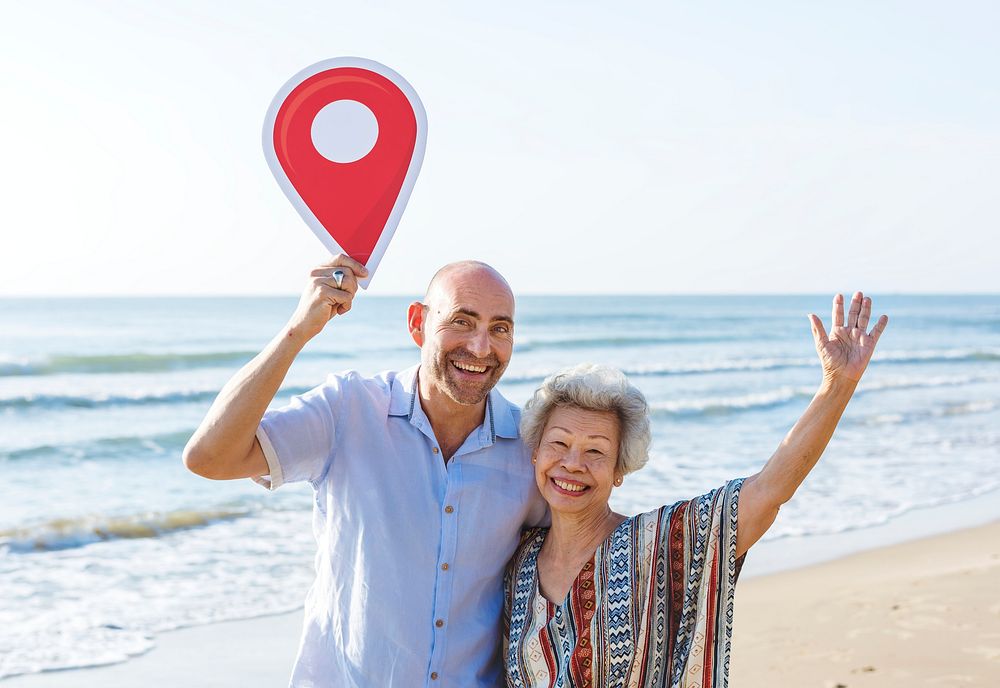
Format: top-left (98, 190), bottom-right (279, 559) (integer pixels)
top-left (253, 375), bottom-right (342, 490)
top-left (660, 478), bottom-right (744, 686)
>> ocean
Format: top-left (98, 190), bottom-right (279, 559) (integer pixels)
top-left (2, 294), bottom-right (999, 679)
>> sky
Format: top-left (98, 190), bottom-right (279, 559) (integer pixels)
top-left (1, 1), bottom-right (997, 296)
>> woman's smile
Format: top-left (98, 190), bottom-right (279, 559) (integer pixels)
top-left (550, 477), bottom-right (590, 495)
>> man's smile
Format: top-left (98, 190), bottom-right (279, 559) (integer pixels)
top-left (452, 360), bottom-right (489, 375)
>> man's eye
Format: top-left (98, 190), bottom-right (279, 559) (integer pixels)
top-left (453, 318), bottom-right (470, 326)
top-left (493, 325), bottom-right (510, 334)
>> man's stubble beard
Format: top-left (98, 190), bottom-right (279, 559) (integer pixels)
top-left (430, 349), bottom-right (508, 406)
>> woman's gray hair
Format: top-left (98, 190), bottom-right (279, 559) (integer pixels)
top-left (521, 363), bottom-right (652, 476)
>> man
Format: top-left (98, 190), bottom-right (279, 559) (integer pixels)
top-left (183, 255), bottom-right (546, 687)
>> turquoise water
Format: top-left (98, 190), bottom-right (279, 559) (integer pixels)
top-left (1, 294), bottom-right (999, 678)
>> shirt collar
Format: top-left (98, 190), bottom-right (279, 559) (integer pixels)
top-left (387, 365), bottom-right (520, 441)
top-left (489, 387), bottom-right (519, 440)
top-left (386, 364), bottom-right (419, 419)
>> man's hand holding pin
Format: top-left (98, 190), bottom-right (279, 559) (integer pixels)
top-left (287, 254), bottom-right (369, 343)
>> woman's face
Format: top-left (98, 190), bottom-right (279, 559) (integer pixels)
top-left (533, 405), bottom-right (621, 517)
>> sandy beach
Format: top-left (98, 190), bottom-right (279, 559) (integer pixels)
top-left (5, 518), bottom-right (997, 687)
top-left (731, 519), bottom-right (1000, 687)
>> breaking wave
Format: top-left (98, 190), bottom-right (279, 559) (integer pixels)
top-left (0, 349), bottom-right (350, 377)
top-left (0, 507), bottom-right (255, 553)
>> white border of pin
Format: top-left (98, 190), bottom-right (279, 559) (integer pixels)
top-left (262, 57), bottom-right (427, 289)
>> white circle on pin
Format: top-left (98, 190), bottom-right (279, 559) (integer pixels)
top-left (311, 100), bottom-right (379, 163)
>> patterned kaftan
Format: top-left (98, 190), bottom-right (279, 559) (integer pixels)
top-left (503, 479), bottom-right (744, 688)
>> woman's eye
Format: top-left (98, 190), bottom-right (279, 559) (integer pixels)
top-left (551, 440), bottom-right (567, 448)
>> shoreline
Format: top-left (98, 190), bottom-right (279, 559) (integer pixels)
top-left (2, 611), bottom-right (305, 687)
top-left (741, 485), bottom-right (1000, 578)
top-left (5, 492), bottom-right (1000, 686)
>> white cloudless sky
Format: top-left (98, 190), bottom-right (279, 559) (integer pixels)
top-left (1, 1), bottom-right (997, 296)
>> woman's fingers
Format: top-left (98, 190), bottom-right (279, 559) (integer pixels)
top-left (868, 314), bottom-right (889, 344)
top-left (832, 293), bottom-right (845, 328)
top-left (857, 296), bottom-right (872, 331)
top-left (808, 313), bottom-right (828, 345)
top-left (847, 291), bottom-right (863, 329)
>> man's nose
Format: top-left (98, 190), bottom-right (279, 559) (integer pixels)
top-left (466, 327), bottom-right (491, 358)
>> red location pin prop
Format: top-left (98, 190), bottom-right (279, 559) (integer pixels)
top-left (263, 57), bottom-right (427, 288)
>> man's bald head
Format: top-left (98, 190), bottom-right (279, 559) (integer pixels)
top-left (407, 261), bottom-right (515, 407)
top-left (422, 261), bottom-right (513, 307)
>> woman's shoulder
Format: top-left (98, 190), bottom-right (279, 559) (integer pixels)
top-left (515, 526), bottom-right (548, 554)
top-left (648, 479), bottom-right (747, 520)
top-left (633, 504), bottom-right (675, 527)
top-left (506, 526), bottom-right (547, 581)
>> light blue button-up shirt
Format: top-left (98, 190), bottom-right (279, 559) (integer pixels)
top-left (256, 365), bottom-right (547, 687)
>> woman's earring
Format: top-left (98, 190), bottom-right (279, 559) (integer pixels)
top-left (614, 477), bottom-right (623, 486)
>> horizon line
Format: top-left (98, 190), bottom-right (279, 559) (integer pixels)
top-left (2, 291), bottom-right (999, 299)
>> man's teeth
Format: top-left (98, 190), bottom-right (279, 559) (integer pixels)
top-left (453, 361), bottom-right (488, 373)
top-left (554, 479), bottom-right (586, 493)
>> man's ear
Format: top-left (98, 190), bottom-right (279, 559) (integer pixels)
top-left (407, 302), bottom-right (426, 347)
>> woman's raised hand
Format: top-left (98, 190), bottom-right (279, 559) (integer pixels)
top-left (808, 292), bottom-right (888, 383)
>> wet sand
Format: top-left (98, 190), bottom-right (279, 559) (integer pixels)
top-left (7, 521), bottom-right (999, 687)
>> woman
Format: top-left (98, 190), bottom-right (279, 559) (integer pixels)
top-left (504, 292), bottom-right (888, 687)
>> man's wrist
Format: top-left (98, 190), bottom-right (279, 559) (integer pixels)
top-left (270, 324), bottom-right (313, 358)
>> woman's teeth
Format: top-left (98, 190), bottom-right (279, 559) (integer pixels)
top-left (553, 479), bottom-right (586, 493)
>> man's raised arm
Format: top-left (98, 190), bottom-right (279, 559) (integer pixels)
top-left (182, 255), bottom-right (367, 480)
top-left (735, 292), bottom-right (889, 557)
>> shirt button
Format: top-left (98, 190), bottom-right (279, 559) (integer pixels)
top-left (435, 619), bottom-right (444, 628)
top-left (441, 563), bottom-right (449, 571)
top-left (444, 505), bottom-right (454, 514)
top-left (430, 672), bottom-right (439, 680)
top-left (432, 447), bottom-right (440, 454)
